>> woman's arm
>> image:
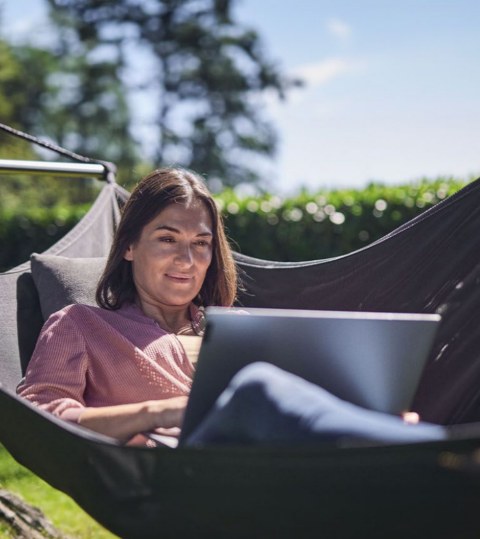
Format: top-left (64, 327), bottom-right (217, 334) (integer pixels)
top-left (17, 308), bottom-right (89, 413)
top-left (19, 306), bottom-right (190, 443)
top-left (76, 396), bottom-right (188, 442)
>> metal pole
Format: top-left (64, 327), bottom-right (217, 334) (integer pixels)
top-left (0, 159), bottom-right (106, 179)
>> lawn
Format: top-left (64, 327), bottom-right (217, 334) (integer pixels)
top-left (0, 443), bottom-right (117, 538)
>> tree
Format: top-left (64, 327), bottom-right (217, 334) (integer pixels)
top-left (0, 24), bottom-right (138, 184)
top-left (0, 38), bottom-right (50, 160)
top-left (46, 0), bottom-right (300, 188)
top-left (0, 36), bottom-right (124, 208)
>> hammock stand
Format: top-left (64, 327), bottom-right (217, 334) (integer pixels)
top-left (1, 124), bottom-right (480, 538)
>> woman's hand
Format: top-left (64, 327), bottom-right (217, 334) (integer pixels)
top-left (144, 396), bottom-right (189, 430)
top-left (401, 411), bottom-right (420, 425)
top-left (77, 396), bottom-right (189, 442)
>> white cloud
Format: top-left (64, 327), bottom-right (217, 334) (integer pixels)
top-left (327, 18), bottom-right (352, 40)
top-left (255, 57), bottom-right (365, 121)
top-left (293, 57), bottom-right (361, 88)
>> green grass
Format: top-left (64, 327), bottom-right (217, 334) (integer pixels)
top-left (0, 443), bottom-right (117, 538)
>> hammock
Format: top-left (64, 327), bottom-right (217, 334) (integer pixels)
top-left (1, 126), bottom-right (480, 538)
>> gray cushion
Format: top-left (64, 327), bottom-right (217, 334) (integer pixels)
top-left (30, 253), bottom-right (106, 320)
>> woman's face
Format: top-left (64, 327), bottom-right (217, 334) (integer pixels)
top-left (124, 201), bottom-right (213, 310)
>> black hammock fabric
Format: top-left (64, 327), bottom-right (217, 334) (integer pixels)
top-left (1, 176), bottom-right (480, 538)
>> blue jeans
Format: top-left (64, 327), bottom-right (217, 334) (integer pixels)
top-left (185, 362), bottom-right (447, 446)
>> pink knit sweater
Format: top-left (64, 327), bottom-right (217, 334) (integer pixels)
top-left (17, 303), bottom-right (200, 422)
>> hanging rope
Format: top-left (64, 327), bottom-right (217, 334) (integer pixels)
top-left (0, 122), bottom-right (117, 183)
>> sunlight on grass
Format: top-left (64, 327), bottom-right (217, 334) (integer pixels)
top-left (0, 444), bottom-right (117, 538)
top-left (0, 521), bottom-right (15, 538)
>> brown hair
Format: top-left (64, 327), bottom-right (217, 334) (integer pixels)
top-left (96, 167), bottom-right (238, 309)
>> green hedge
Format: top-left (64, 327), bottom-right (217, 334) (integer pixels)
top-left (0, 205), bottom-right (90, 271)
top-left (221, 177), bottom-right (469, 261)
top-left (0, 177), bottom-right (471, 271)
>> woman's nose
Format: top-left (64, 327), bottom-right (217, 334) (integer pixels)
top-left (175, 244), bottom-right (193, 265)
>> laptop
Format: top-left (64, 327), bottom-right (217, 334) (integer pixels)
top-left (177, 307), bottom-right (441, 444)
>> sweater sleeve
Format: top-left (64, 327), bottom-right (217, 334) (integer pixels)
top-left (17, 306), bottom-right (88, 420)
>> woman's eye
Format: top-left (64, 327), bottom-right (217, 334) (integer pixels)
top-left (159, 236), bottom-right (175, 243)
top-left (195, 240), bottom-right (211, 247)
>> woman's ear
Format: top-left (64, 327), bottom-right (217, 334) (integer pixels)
top-left (124, 245), bottom-right (134, 261)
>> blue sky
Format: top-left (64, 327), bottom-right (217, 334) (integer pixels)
top-left (2, 0), bottom-right (480, 193)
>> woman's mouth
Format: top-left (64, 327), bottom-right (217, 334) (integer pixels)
top-left (165, 273), bottom-right (192, 283)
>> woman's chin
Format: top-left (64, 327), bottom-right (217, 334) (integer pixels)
top-left (157, 294), bottom-right (198, 308)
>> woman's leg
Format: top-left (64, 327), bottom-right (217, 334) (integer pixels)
top-left (185, 362), bottom-right (447, 446)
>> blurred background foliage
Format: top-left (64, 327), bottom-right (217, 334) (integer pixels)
top-left (0, 0), bottom-right (299, 192)
top-left (0, 176), bottom-right (471, 271)
top-left (221, 177), bottom-right (470, 260)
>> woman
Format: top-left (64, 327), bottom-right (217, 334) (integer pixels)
top-left (18, 167), bottom-right (446, 447)
top-left (18, 167), bottom-right (237, 446)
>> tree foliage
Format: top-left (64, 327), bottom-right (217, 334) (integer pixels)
top-left (46, 0), bottom-right (299, 187)
top-left (0, 37), bottom-right (110, 208)
top-left (0, 26), bottom-right (138, 185)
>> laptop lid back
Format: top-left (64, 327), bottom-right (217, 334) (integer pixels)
top-left (180, 308), bottom-right (440, 442)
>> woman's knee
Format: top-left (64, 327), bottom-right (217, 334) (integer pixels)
top-left (229, 362), bottom-right (285, 391)
top-left (219, 362), bottom-right (278, 415)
